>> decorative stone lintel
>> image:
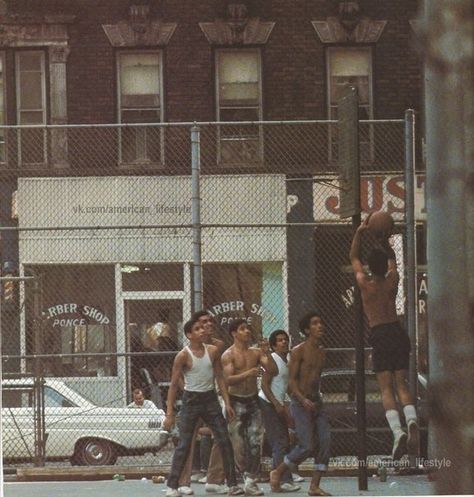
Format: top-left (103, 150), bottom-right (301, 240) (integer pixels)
top-left (0, 21), bottom-right (71, 47)
top-left (199, 19), bottom-right (275, 45)
top-left (102, 21), bottom-right (177, 47)
top-left (312, 17), bottom-right (387, 44)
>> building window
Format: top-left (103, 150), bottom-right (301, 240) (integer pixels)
top-left (216, 49), bottom-right (263, 166)
top-left (327, 47), bottom-right (374, 163)
top-left (117, 51), bottom-right (163, 165)
top-left (15, 51), bottom-right (47, 166)
top-left (0, 52), bottom-right (5, 163)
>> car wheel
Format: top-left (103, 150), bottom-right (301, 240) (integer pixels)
top-left (73, 438), bottom-right (118, 466)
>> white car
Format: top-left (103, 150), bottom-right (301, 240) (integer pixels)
top-left (2, 379), bottom-right (167, 466)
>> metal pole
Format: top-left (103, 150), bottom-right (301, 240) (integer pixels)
top-left (353, 215), bottom-right (368, 491)
top-left (404, 109), bottom-right (418, 401)
top-left (191, 124), bottom-right (202, 312)
top-left (424, 0), bottom-right (474, 493)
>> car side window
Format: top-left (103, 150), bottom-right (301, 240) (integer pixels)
top-left (44, 387), bottom-right (76, 408)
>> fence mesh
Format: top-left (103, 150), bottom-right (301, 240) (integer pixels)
top-left (0, 120), bottom-right (427, 469)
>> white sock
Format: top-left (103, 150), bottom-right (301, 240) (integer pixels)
top-left (403, 404), bottom-right (417, 424)
top-left (385, 409), bottom-right (404, 436)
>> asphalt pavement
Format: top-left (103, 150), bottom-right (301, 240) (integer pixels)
top-left (4, 474), bottom-right (435, 497)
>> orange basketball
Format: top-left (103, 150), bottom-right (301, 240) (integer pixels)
top-left (367, 211), bottom-right (394, 237)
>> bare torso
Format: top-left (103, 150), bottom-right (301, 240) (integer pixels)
top-left (224, 345), bottom-right (261, 397)
top-left (292, 342), bottom-right (325, 400)
top-left (359, 274), bottom-right (398, 328)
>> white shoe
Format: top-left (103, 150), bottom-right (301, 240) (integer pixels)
top-left (166, 488), bottom-right (181, 497)
top-left (178, 486), bottom-right (194, 495)
top-left (227, 486), bottom-right (245, 496)
top-left (407, 421), bottom-right (419, 454)
top-left (198, 476), bottom-right (208, 484)
top-left (291, 473), bottom-right (305, 483)
top-left (392, 431), bottom-right (407, 461)
top-left (243, 478), bottom-right (264, 496)
top-left (280, 482), bottom-right (301, 492)
top-left (206, 483), bottom-right (229, 494)
top-left (191, 473), bottom-right (206, 483)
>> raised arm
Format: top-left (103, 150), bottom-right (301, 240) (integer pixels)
top-left (350, 218), bottom-right (369, 275)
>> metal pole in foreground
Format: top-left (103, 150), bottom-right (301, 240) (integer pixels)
top-left (424, 0), bottom-right (474, 493)
top-left (191, 124), bottom-right (203, 313)
top-left (404, 109), bottom-right (418, 401)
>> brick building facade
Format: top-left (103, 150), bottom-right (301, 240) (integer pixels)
top-left (0, 0), bottom-right (425, 404)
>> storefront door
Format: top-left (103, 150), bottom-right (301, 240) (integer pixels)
top-left (124, 299), bottom-right (183, 406)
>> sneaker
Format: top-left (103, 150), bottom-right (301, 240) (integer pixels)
top-left (243, 477), bottom-right (264, 496)
top-left (198, 476), bottom-right (208, 484)
top-left (280, 482), bottom-right (301, 492)
top-left (166, 488), bottom-right (181, 497)
top-left (178, 486), bottom-right (194, 495)
top-left (206, 483), bottom-right (230, 494)
top-left (392, 431), bottom-right (407, 461)
top-left (227, 486), bottom-right (245, 496)
top-left (191, 473), bottom-right (206, 483)
top-left (292, 473), bottom-right (305, 483)
top-left (407, 421), bottom-right (419, 454)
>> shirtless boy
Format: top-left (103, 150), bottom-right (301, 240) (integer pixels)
top-left (269, 312), bottom-right (331, 496)
top-left (221, 319), bottom-right (276, 496)
top-left (163, 318), bottom-right (243, 497)
top-left (350, 216), bottom-right (419, 460)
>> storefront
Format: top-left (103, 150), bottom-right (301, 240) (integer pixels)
top-left (17, 174), bottom-right (287, 405)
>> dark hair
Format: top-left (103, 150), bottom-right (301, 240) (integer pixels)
top-left (368, 249), bottom-right (388, 277)
top-left (299, 311), bottom-right (322, 335)
top-left (192, 310), bottom-right (211, 321)
top-left (228, 318), bottom-right (248, 336)
top-left (132, 388), bottom-right (144, 395)
top-left (268, 329), bottom-right (289, 349)
top-left (184, 318), bottom-right (199, 337)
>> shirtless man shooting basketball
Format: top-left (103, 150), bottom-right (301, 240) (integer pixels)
top-left (350, 215), bottom-right (419, 460)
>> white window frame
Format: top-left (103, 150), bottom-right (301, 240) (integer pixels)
top-left (327, 47), bottom-right (374, 164)
top-left (116, 50), bottom-right (164, 166)
top-left (215, 48), bottom-right (263, 166)
top-left (0, 51), bottom-right (5, 164)
top-left (15, 50), bottom-right (47, 166)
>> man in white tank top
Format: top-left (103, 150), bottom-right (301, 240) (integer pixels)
top-left (258, 330), bottom-right (300, 492)
top-left (163, 318), bottom-right (244, 497)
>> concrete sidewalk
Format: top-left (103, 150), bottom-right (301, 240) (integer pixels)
top-left (4, 474), bottom-right (435, 497)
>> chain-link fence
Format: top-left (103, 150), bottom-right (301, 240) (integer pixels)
top-left (0, 119), bottom-right (427, 469)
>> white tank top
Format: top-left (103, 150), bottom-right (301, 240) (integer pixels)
top-left (259, 352), bottom-right (289, 404)
top-left (184, 344), bottom-right (215, 392)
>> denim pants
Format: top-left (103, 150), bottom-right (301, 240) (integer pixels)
top-left (227, 395), bottom-right (264, 479)
top-left (167, 390), bottom-right (237, 489)
top-left (284, 398), bottom-right (331, 472)
top-left (259, 398), bottom-right (293, 483)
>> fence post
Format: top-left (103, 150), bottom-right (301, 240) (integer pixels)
top-left (404, 109), bottom-right (418, 401)
top-left (191, 124), bottom-right (202, 313)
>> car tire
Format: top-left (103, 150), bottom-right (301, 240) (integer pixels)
top-left (72, 438), bottom-right (118, 466)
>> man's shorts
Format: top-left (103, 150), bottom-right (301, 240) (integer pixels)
top-left (369, 321), bottom-right (411, 373)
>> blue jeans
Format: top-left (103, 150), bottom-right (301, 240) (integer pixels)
top-left (167, 390), bottom-right (237, 489)
top-left (284, 398), bottom-right (331, 472)
top-left (259, 398), bottom-right (293, 483)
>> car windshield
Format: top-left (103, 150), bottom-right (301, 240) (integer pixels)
top-left (45, 387), bottom-right (77, 408)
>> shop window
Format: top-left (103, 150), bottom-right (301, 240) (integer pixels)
top-left (203, 263), bottom-right (284, 341)
top-left (216, 49), bottom-right (263, 166)
top-left (25, 265), bottom-right (117, 378)
top-left (117, 51), bottom-right (163, 165)
top-left (327, 47), bottom-right (374, 164)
